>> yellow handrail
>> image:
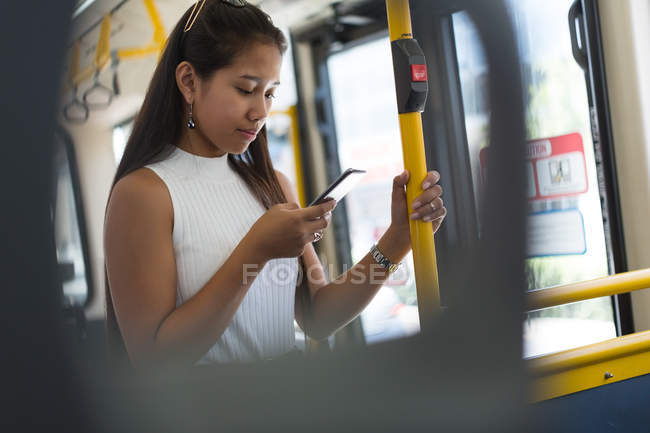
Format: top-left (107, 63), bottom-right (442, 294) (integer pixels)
top-left (527, 268), bottom-right (650, 311)
top-left (94, 14), bottom-right (112, 72)
top-left (386, 0), bottom-right (440, 330)
top-left (531, 330), bottom-right (650, 376)
top-left (528, 268), bottom-right (650, 401)
top-left (529, 330), bottom-right (650, 401)
top-left (68, 0), bottom-right (166, 90)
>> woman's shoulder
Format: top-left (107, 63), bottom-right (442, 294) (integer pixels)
top-left (274, 170), bottom-right (300, 205)
top-left (108, 168), bottom-right (173, 227)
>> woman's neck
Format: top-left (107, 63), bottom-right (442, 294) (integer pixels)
top-left (178, 129), bottom-right (227, 158)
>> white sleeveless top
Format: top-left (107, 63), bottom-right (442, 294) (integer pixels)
top-left (144, 146), bottom-right (299, 364)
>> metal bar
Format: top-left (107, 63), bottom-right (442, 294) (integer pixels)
top-left (287, 106), bottom-right (307, 207)
top-left (386, 0), bottom-right (440, 329)
top-left (386, 0), bottom-right (413, 40)
top-left (529, 330), bottom-right (650, 401)
top-left (527, 268), bottom-right (650, 311)
top-left (269, 107), bottom-right (307, 207)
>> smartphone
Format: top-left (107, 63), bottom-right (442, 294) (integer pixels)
top-left (308, 168), bottom-right (367, 207)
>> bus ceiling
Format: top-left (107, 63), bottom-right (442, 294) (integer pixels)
top-left (70, 0), bottom-right (377, 43)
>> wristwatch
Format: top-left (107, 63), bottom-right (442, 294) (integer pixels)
top-left (369, 244), bottom-right (401, 273)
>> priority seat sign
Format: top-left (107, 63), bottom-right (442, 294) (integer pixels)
top-left (479, 133), bottom-right (589, 257)
top-left (480, 132), bottom-right (588, 201)
top-left (526, 133), bottom-right (588, 200)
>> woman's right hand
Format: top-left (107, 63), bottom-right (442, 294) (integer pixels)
top-left (247, 199), bottom-right (337, 261)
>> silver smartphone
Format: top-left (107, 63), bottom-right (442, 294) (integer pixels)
top-left (308, 168), bottom-right (367, 207)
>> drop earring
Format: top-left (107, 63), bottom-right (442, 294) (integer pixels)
top-left (187, 103), bottom-right (196, 129)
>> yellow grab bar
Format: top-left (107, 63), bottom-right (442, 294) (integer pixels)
top-left (117, 0), bottom-right (166, 61)
top-left (529, 330), bottom-right (650, 401)
top-left (527, 268), bottom-right (650, 311)
top-left (386, 0), bottom-right (440, 330)
top-left (94, 14), bottom-right (112, 72)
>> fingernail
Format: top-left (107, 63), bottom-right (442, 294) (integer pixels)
top-left (422, 182), bottom-right (431, 190)
top-left (410, 213), bottom-right (419, 220)
top-left (423, 215), bottom-right (432, 222)
top-left (412, 201), bottom-right (422, 209)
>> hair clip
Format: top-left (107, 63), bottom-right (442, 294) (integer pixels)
top-left (184, 0), bottom-right (207, 33)
top-left (184, 0), bottom-right (248, 33)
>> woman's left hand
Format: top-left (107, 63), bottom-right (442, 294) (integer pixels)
top-left (389, 169), bottom-right (447, 245)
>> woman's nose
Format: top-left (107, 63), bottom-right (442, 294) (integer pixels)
top-left (249, 95), bottom-right (269, 122)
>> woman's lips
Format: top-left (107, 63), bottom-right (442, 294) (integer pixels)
top-left (237, 129), bottom-right (257, 140)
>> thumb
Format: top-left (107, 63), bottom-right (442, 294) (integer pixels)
top-left (393, 169), bottom-right (410, 189)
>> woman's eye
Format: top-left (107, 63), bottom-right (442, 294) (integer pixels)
top-left (236, 87), bottom-right (253, 95)
top-left (265, 93), bottom-right (276, 100)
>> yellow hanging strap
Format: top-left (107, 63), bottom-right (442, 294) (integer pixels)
top-left (94, 14), bottom-right (112, 71)
top-left (67, 42), bottom-right (81, 86)
top-left (70, 14), bottom-right (110, 87)
top-left (386, 0), bottom-right (440, 331)
top-left (117, 0), bottom-right (166, 60)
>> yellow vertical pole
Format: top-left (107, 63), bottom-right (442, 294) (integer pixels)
top-left (288, 105), bottom-right (307, 207)
top-left (386, 0), bottom-right (440, 331)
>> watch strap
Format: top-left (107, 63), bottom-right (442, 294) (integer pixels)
top-left (370, 244), bottom-right (400, 273)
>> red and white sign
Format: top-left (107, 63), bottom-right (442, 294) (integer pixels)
top-left (480, 132), bottom-right (588, 201)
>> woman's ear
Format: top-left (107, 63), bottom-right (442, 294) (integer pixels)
top-left (175, 61), bottom-right (197, 104)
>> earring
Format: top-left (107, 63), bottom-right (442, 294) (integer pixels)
top-left (187, 103), bottom-right (196, 129)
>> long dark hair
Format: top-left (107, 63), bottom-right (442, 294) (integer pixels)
top-left (105, 0), bottom-right (290, 364)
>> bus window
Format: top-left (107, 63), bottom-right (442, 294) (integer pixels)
top-left (112, 119), bottom-right (133, 165)
top-left (328, 35), bottom-right (420, 344)
top-left (53, 129), bottom-right (93, 309)
top-left (453, 0), bottom-right (616, 357)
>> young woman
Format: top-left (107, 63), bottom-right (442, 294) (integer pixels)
top-left (103, 0), bottom-right (446, 368)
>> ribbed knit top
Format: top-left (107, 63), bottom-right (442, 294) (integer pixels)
top-left (144, 146), bottom-right (299, 364)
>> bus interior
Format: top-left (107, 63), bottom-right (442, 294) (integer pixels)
top-left (5, 0), bottom-right (650, 431)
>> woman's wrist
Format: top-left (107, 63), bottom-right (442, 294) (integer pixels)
top-left (376, 225), bottom-right (411, 265)
top-left (240, 231), bottom-right (270, 266)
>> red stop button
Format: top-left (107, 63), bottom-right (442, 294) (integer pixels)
top-left (411, 64), bottom-right (427, 82)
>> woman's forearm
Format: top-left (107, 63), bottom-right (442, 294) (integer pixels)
top-left (308, 227), bottom-right (411, 340)
top-left (143, 233), bottom-right (267, 368)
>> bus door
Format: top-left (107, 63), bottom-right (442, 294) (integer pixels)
top-left (292, 2), bottom-right (424, 346)
top-left (409, 0), bottom-right (629, 357)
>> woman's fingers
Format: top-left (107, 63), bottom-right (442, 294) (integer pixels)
top-left (411, 185), bottom-right (443, 212)
top-left (422, 205), bottom-right (447, 222)
top-left (411, 197), bottom-right (444, 220)
top-left (305, 213), bottom-right (330, 232)
top-left (393, 170), bottom-right (410, 188)
top-left (302, 198), bottom-right (336, 220)
top-left (421, 170), bottom-right (440, 190)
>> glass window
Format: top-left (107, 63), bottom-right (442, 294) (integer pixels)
top-left (453, 0), bottom-right (616, 357)
top-left (52, 130), bottom-right (91, 308)
top-left (328, 36), bottom-right (420, 344)
top-left (112, 120), bottom-right (133, 166)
